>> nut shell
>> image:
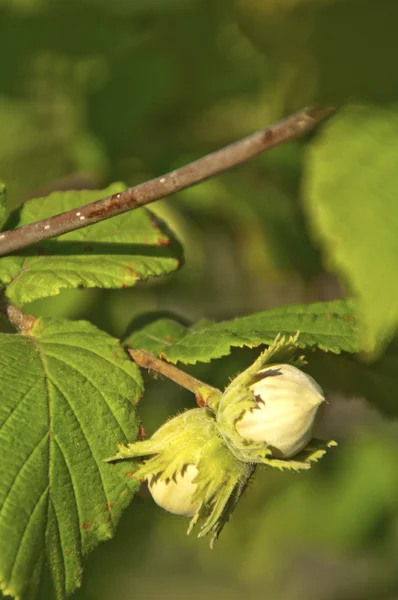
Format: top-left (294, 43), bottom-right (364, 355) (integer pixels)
top-left (148, 464), bottom-right (200, 517)
top-left (236, 364), bottom-right (325, 458)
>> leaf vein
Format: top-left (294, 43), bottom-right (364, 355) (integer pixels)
top-left (53, 438), bottom-right (83, 566)
top-left (7, 485), bottom-right (49, 587)
top-left (0, 433), bottom-right (48, 515)
top-left (44, 374), bottom-right (115, 529)
top-left (42, 350), bottom-right (133, 441)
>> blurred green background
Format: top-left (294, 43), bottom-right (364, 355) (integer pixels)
top-left (1, 1), bottom-right (398, 599)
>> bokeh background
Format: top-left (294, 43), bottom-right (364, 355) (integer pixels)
top-left (1, 1), bottom-right (398, 599)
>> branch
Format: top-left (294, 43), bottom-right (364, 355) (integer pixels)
top-left (1, 303), bottom-right (36, 334)
top-left (129, 348), bottom-right (222, 408)
top-left (0, 106), bottom-right (334, 257)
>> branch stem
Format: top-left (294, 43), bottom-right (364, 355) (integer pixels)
top-left (1, 303), bottom-right (37, 334)
top-left (128, 348), bottom-right (222, 408)
top-left (0, 106), bottom-right (334, 257)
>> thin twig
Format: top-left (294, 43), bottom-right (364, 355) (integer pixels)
top-left (0, 106), bottom-right (334, 257)
top-left (128, 348), bottom-right (222, 408)
top-left (3, 304), bottom-right (36, 334)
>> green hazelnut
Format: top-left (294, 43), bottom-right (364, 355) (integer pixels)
top-left (106, 408), bottom-right (254, 546)
top-left (215, 334), bottom-right (335, 469)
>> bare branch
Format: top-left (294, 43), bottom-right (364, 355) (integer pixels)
top-left (129, 348), bottom-right (222, 408)
top-left (0, 106), bottom-right (334, 257)
top-left (4, 304), bottom-right (36, 334)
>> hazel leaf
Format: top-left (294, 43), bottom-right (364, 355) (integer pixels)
top-left (0, 318), bottom-right (142, 600)
top-left (0, 183), bottom-right (182, 307)
top-left (304, 104), bottom-right (398, 353)
top-left (125, 300), bottom-right (360, 364)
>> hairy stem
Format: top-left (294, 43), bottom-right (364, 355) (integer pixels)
top-left (3, 304), bottom-right (36, 334)
top-left (128, 348), bottom-right (222, 408)
top-left (0, 106), bottom-right (334, 256)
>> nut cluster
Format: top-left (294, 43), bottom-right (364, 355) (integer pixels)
top-left (106, 334), bottom-right (335, 546)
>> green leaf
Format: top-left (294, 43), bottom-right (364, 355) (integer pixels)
top-left (0, 183), bottom-right (8, 231)
top-left (125, 300), bottom-right (360, 364)
top-left (0, 183), bottom-right (183, 307)
top-left (236, 0), bottom-right (398, 106)
top-left (303, 104), bottom-right (398, 352)
top-left (0, 318), bottom-right (143, 599)
top-left (307, 336), bottom-right (398, 417)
